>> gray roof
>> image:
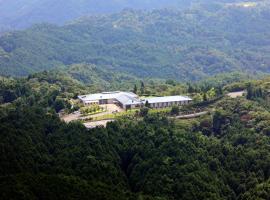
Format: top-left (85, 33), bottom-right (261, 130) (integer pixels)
top-left (78, 91), bottom-right (137, 102)
top-left (78, 91), bottom-right (141, 105)
top-left (116, 94), bottom-right (142, 105)
top-left (144, 96), bottom-right (192, 104)
top-left (79, 92), bottom-right (192, 106)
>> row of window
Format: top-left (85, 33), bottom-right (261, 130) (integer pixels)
top-left (84, 102), bottom-right (98, 106)
top-left (83, 100), bottom-right (190, 108)
top-left (150, 101), bottom-right (189, 108)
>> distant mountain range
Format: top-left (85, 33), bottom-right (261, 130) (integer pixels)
top-left (0, 1), bottom-right (270, 81)
top-left (0, 0), bottom-right (266, 32)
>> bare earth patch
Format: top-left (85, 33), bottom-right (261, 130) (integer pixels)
top-left (227, 91), bottom-right (245, 98)
top-left (61, 112), bottom-right (81, 123)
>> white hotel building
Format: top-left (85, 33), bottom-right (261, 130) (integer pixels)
top-left (78, 91), bottom-right (192, 110)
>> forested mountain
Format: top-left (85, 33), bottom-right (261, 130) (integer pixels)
top-left (1, 2), bottom-right (270, 80)
top-left (0, 0), bottom-right (263, 32)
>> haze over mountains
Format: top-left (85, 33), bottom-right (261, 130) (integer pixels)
top-left (0, 0), bottom-right (192, 31)
top-left (0, 1), bottom-right (270, 81)
top-left (0, 0), bottom-right (266, 31)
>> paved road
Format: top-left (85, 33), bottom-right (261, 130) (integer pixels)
top-left (173, 111), bottom-right (209, 119)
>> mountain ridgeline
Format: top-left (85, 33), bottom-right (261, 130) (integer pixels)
top-left (0, 0), bottom-right (263, 31)
top-left (1, 2), bottom-right (270, 80)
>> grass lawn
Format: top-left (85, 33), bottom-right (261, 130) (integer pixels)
top-left (149, 107), bottom-right (171, 114)
top-left (90, 107), bottom-right (172, 121)
top-left (81, 109), bottom-right (106, 116)
top-left (92, 109), bottom-right (139, 121)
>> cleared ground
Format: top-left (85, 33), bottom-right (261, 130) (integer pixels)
top-left (61, 104), bottom-right (124, 124)
top-left (61, 112), bottom-right (81, 123)
top-left (227, 91), bottom-right (245, 98)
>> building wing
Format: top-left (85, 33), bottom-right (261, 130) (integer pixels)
top-left (144, 96), bottom-right (192, 104)
top-left (116, 94), bottom-right (142, 106)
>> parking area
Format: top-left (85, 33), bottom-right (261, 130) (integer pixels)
top-left (61, 104), bottom-right (124, 124)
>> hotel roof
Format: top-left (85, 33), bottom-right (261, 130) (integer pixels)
top-left (78, 91), bottom-right (140, 105)
top-left (78, 92), bottom-right (192, 106)
top-left (116, 94), bottom-right (143, 105)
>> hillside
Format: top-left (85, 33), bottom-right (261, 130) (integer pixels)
top-left (1, 71), bottom-right (270, 199)
top-left (1, 2), bottom-right (270, 80)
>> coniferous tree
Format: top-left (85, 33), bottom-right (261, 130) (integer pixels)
top-left (203, 93), bottom-right (208, 101)
top-left (140, 81), bottom-right (145, 95)
top-left (216, 86), bottom-right (223, 96)
top-left (187, 83), bottom-right (194, 93)
top-left (145, 100), bottom-right (150, 108)
top-left (246, 83), bottom-right (253, 100)
top-left (139, 107), bottom-right (149, 117)
top-left (171, 105), bottom-right (180, 115)
top-left (133, 84), bottom-right (137, 94)
top-left (257, 87), bottom-right (263, 98)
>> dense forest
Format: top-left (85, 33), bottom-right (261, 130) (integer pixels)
top-left (1, 2), bottom-right (270, 80)
top-left (1, 72), bottom-right (270, 199)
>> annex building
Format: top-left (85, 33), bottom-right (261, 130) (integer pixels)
top-left (78, 91), bottom-right (192, 110)
top-left (143, 96), bottom-right (192, 108)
